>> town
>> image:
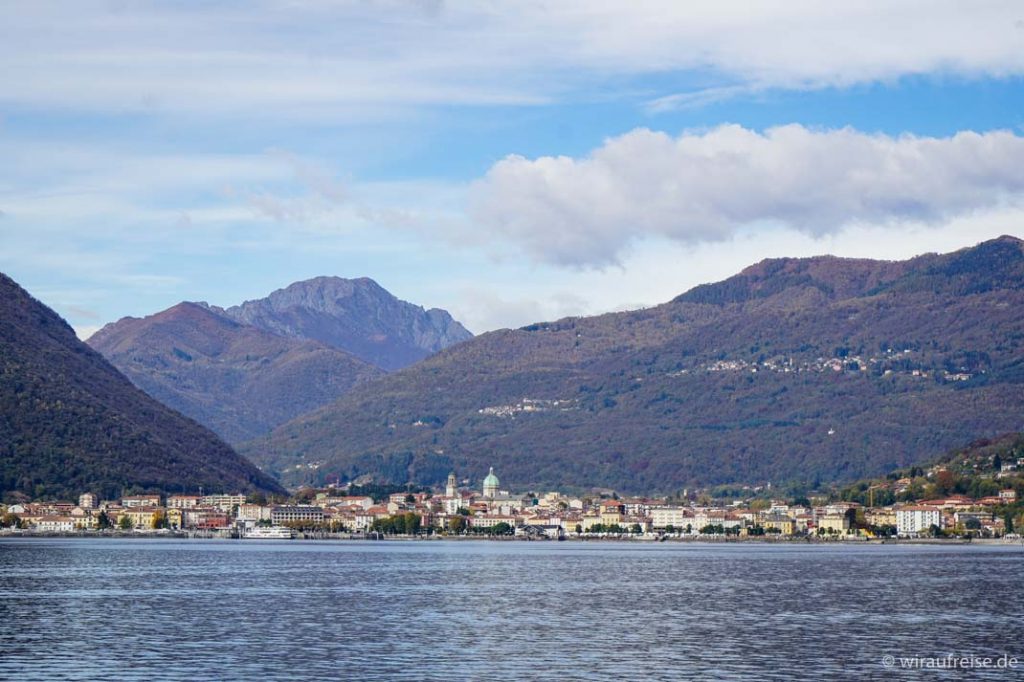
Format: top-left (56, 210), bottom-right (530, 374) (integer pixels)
top-left (3, 450), bottom-right (1023, 541)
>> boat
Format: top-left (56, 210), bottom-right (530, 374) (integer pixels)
top-left (243, 526), bottom-right (295, 539)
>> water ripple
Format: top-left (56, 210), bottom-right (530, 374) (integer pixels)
top-left (0, 539), bottom-right (1021, 681)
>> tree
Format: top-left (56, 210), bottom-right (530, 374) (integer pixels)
top-left (96, 511), bottom-right (111, 529)
top-left (935, 470), bottom-right (957, 496)
top-left (402, 512), bottom-right (421, 535)
top-left (151, 510), bottom-right (167, 529)
top-left (448, 516), bottom-right (467, 534)
top-left (491, 522), bottom-right (513, 536)
top-left (118, 515), bottom-right (133, 530)
top-left (630, 523), bottom-right (643, 534)
top-left (0, 512), bottom-right (22, 529)
top-left (293, 488), bottom-right (316, 504)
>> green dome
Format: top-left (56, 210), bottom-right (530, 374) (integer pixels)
top-left (483, 467), bottom-right (499, 487)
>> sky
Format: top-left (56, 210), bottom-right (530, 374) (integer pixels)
top-left (1, 1), bottom-right (1023, 338)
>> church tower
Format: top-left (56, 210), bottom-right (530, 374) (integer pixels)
top-left (446, 471), bottom-right (457, 498)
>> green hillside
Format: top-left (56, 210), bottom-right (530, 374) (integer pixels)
top-left (0, 274), bottom-right (285, 501)
top-left (241, 236), bottom-right (1024, 494)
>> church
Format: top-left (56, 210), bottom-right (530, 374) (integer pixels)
top-left (440, 467), bottom-right (523, 516)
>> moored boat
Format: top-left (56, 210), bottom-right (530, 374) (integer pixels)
top-left (243, 526), bottom-right (295, 539)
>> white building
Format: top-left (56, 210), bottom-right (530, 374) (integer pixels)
top-left (896, 506), bottom-right (942, 536)
top-left (440, 496), bottom-right (463, 515)
top-left (470, 514), bottom-right (518, 529)
top-left (78, 493), bottom-right (97, 509)
top-left (201, 494), bottom-right (246, 512)
top-left (694, 510), bottom-right (741, 531)
top-left (236, 504), bottom-right (271, 522)
top-left (650, 506), bottom-right (693, 530)
top-left (167, 495), bottom-right (202, 509)
top-left (36, 516), bottom-right (77, 532)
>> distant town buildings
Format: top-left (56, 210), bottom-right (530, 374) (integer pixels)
top-left (1, 464), bottom-right (1020, 541)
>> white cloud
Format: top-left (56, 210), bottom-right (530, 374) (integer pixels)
top-left (469, 125), bottom-right (1024, 266)
top-left (0, 1), bottom-right (1021, 117)
top-left (74, 325), bottom-right (102, 341)
top-left (448, 287), bottom-right (593, 333)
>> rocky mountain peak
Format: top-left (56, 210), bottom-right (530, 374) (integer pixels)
top-left (223, 276), bottom-right (473, 370)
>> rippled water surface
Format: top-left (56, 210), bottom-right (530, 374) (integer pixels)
top-left (1, 539), bottom-right (1022, 680)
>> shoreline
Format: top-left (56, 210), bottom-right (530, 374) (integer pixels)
top-left (1, 530), bottom-right (1020, 546)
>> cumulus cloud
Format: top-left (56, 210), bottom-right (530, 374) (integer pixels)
top-left (449, 287), bottom-right (593, 332)
top-left (469, 125), bottom-right (1024, 267)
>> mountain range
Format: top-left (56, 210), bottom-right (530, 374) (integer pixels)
top-left (88, 277), bottom-right (472, 442)
top-left (240, 236), bottom-right (1024, 494)
top-left (0, 274), bottom-right (285, 501)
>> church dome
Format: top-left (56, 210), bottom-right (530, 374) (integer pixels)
top-left (483, 467), bottom-right (499, 487)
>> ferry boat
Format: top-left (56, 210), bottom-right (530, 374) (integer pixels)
top-left (243, 526), bottom-right (295, 540)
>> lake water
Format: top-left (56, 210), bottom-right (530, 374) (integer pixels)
top-left (0, 539), bottom-right (1022, 680)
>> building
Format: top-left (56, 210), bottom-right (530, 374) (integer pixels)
top-left (120, 507), bottom-right (162, 529)
top-left (167, 495), bottom-right (202, 509)
top-left (78, 493), bottom-right (97, 509)
top-left (184, 508), bottom-right (231, 529)
top-left (165, 508), bottom-right (183, 529)
top-left (121, 494), bottom-right (161, 508)
top-left (446, 472), bottom-right (457, 498)
top-left (817, 513), bottom-right (851, 534)
top-left (483, 467), bottom-right (499, 498)
top-left (599, 500), bottom-right (626, 526)
top-left (649, 506), bottom-right (693, 530)
top-left (271, 505), bottom-right (325, 525)
top-left (864, 508), bottom-right (897, 528)
top-left (201, 494), bottom-right (246, 512)
top-left (237, 504), bottom-right (271, 522)
top-left (314, 495), bottom-right (374, 510)
top-left (896, 506), bottom-right (942, 537)
top-left (36, 516), bottom-right (77, 532)
top-left (760, 514), bottom-right (796, 535)
top-left (470, 514), bottom-right (518, 529)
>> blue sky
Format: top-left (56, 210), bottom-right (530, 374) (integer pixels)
top-left (1, 1), bottom-right (1023, 336)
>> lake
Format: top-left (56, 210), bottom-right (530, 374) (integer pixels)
top-left (0, 539), bottom-right (1021, 680)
